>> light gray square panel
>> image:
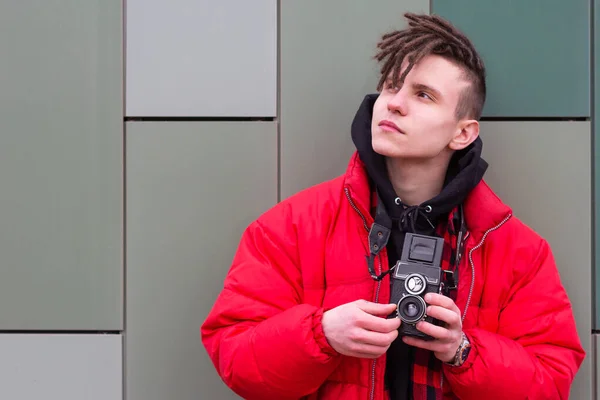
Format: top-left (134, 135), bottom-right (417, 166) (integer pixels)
top-left (0, 334), bottom-right (122, 400)
top-left (126, 0), bottom-right (277, 117)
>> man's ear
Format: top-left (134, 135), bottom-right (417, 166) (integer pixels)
top-left (449, 119), bottom-right (479, 151)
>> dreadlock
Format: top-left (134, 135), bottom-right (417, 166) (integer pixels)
top-left (375, 13), bottom-right (486, 120)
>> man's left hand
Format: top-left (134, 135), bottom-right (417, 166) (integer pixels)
top-left (401, 292), bottom-right (463, 363)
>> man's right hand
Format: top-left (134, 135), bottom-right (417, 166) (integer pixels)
top-left (321, 299), bottom-right (400, 359)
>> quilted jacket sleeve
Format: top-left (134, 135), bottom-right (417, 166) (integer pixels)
top-left (201, 204), bottom-right (341, 400)
top-left (443, 237), bottom-right (585, 400)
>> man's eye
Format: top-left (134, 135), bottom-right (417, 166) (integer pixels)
top-left (417, 92), bottom-right (432, 100)
top-left (386, 83), bottom-right (399, 91)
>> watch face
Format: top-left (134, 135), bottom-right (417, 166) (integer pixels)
top-left (460, 343), bottom-right (471, 362)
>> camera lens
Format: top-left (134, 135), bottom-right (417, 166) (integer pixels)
top-left (404, 303), bottom-right (418, 317)
top-left (397, 295), bottom-right (426, 324)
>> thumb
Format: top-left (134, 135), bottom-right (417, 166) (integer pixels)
top-left (356, 300), bottom-right (397, 316)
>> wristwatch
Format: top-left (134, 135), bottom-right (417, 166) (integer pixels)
top-left (447, 332), bottom-right (471, 367)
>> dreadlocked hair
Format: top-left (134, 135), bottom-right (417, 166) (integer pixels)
top-left (375, 13), bottom-right (486, 120)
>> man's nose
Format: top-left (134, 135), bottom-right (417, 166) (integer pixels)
top-left (387, 89), bottom-right (408, 116)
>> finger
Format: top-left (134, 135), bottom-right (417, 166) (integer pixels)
top-left (358, 312), bottom-right (401, 333)
top-left (347, 342), bottom-right (391, 359)
top-left (401, 336), bottom-right (444, 352)
top-left (356, 300), bottom-right (397, 316)
top-left (424, 293), bottom-right (459, 312)
top-left (415, 321), bottom-right (452, 341)
top-left (352, 350), bottom-right (388, 359)
top-left (426, 305), bottom-right (461, 327)
top-left (352, 328), bottom-right (399, 347)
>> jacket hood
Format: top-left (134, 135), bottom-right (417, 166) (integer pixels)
top-left (350, 93), bottom-right (489, 231)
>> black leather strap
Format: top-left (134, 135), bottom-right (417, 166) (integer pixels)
top-left (367, 191), bottom-right (394, 281)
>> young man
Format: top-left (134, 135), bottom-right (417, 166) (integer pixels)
top-left (201, 13), bottom-right (585, 400)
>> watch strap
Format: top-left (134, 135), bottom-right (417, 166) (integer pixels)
top-left (447, 332), bottom-right (471, 367)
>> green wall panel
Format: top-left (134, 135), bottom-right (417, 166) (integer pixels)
top-left (432, 0), bottom-right (590, 118)
top-left (0, 1), bottom-right (123, 329)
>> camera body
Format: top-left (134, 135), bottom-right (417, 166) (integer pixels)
top-left (390, 233), bottom-right (445, 341)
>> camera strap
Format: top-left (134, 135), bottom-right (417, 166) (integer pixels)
top-left (366, 191), bottom-right (468, 287)
top-left (366, 191), bottom-right (393, 281)
top-left (442, 204), bottom-right (467, 296)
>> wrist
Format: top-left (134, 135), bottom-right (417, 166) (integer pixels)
top-left (316, 309), bottom-right (338, 356)
top-left (445, 332), bottom-right (471, 367)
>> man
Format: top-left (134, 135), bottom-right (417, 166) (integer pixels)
top-left (201, 13), bottom-right (585, 400)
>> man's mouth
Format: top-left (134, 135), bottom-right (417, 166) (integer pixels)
top-left (379, 120), bottom-right (402, 133)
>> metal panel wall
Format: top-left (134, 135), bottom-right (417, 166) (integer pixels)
top-left (279, 0), bottom-right (429, 199)
top-left (432, 0), bottom-right (590, 118)
top-left (480, 121), bottom-right (592, 400)
top-left (126, 122), bottom-right (277, 400)
top-left (0, 334), bottom-right (122, 400)
top-left (592, 335), bottom-right (600, 400)
top-left (594, 0), bottom-right (600, 330)
top-left (126, 0), bottom-right (277, 117)
top-left (0, 0), bottom-right (123, 330)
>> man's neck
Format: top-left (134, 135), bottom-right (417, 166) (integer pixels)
top-left (385, 155), bottom-right (452, 206)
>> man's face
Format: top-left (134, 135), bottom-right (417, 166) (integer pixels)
top-left (371, 54), bottom-right (471, 160)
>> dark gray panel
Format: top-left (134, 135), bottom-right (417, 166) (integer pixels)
top-left (0, 334), bottom-right (122, 399)
top-left (126, 122), bottom-right (277, 400)
top-left (279, 0), bottom-right (429, 199)
top-left (0, 1), bottom-right (122, 329)
top-left (126, 0), bottom-right (277, 117)
top-left (432, 0), bottom-right (590, 117)
top-left (480, 121), bottom-right (592, 400)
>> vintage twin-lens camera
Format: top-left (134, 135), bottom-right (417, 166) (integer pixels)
top-left (390, 233), bottom-right (445, 340)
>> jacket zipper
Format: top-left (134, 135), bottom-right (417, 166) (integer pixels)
top-left (343, 188), bottom-right (381, 400)
top-left (440, 214), bottom-right (512, 389)
top-left (344, 188), bottom-right (369, 232)
top-left (463, 214), bottom-right (512, 321)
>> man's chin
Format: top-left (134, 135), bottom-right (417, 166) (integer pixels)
top-left (371, 142), bottom-right (403, 158)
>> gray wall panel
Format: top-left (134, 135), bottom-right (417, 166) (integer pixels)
top-left (126, 122), bottom-right (277, 400)
top-left (594, 0), bottom-right (600, 330)
top-left (595, 334), bottom-right (599, 399)
top-left (0, 1), bottom-right (123, 330)
top-left (279, 0), bottom-right (429, 199)
top-left (0, 334), bottom-right (122, 400)
top-left (126, 0), bottom-right (277, 117)
top-left (479, 121), bottom-right (592, 400)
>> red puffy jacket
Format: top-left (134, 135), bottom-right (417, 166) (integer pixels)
top-left (201, 152), bottom-right (585, 400)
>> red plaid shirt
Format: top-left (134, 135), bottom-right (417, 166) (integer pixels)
top-left (371, 191), bottom-right (465, 400)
